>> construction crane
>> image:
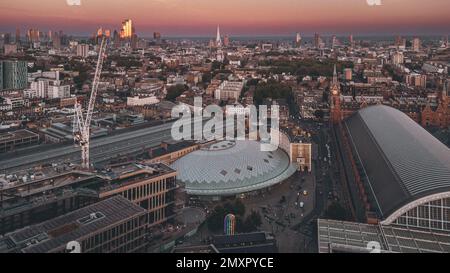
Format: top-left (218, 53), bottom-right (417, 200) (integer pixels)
top-left (73, 37), bottom-right (107, 169)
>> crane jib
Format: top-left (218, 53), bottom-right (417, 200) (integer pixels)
top-left (72, 37), bottom-right (108, 169)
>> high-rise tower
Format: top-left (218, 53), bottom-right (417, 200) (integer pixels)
top-left (216, 25), bottom-right (222, 47)
top-left (295, 33), bottom-right (302, 47)
top-left (15, 28), bottom-right (20, 44)
top-left (121, 19), bottom-right (134, 39)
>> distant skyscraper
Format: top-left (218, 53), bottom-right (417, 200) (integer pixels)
top-left (3, 33), bottom-right (11, 45)
top-left (295, 33), bottom-right (302, 47)
top-left (395, 35), bottom-right (406, 48)
top-left (412, 37), bottom-right (421, 52)
top-left (331, 35), bottom-right (337, 48)
top-left (223, 35), bottom-right (230, 47)
top-left (121, 19), bottom-right (134, 39)
top-left (209, 39), bottom-right (215, 48)
top-left (113, 30), bottom-right (120, 48)
top-left (97, 28), bottom-right (103, 37)
top-left (216, 25), bottom-right (222, 47)
top-left (0, 60), bottom-right (27, 90)
top-left (131, 34), bottom-right (138, 50)
top-left (27, 29), bottom-right (40, 43)
top-left (52, 31), bottom-right (61, 49)
top-left (76, 44), bottom-right (89, 58)
top-left (314, 33), bottom-right (322, 48)
top-left (15, 28), bottom-right (20, 44)
top-left (153, 32), bottom-right (161, 40)
top-left (349, 34), bottom-right (354, 47)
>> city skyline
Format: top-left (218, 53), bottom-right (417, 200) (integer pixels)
top-left (1, 0), bottom-right (450, 36)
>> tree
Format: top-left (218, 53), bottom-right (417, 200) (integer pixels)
top-left (202, 72), bottom-right (212, 84)
top-left (253, 81), bottom-right (297, 115)
top-left (211, 60), bottom-right (222, 70)
top-left (223, 199), bottom-right (246, 216)
top-left (166, 84), bottom-right (186, 102)
top-left (243, 210), bottom-right (262, 232)
top-left (206, 205), bottom-right (226, 232)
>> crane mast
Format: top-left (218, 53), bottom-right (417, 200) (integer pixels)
top-left (73, 37), bottom-right (107, 169)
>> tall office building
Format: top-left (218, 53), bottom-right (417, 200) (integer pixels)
top-left (223, 35), bottom-right (230, 47)
top-left (3, 33), bottom-right (11, 45)
top-left (27, 29), bottom-right (40, 43)
top-left (0, 60), bottom-right (27, 90)
top-left (216, 25), bottom-right (222, 47)
top-left (52, 31), bottom-right (61, 49)
top-left (113, 30), bottom-right (120, 48)
top-left (120, 19), bottom-right (134, 39)
top-left (15, 28), bottom-right (20, 44)
top-left (295, 33), bottom-right (302, 47)
top-left (131, 34), bottom-right (138, 50)
top-left (412, 37), bottom-right (421, 52)
top-left (395, 35), bottom-right (406, 48)
top-left (76, 44), bottom-right (89, 58)
top-left (331, 35), bottom-right (338, 48)
top-left (97, 27), bottom-right (103, 37)
top-left (314, 33), bottom-right (322, 48)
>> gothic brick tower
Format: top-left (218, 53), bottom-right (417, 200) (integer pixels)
top-left (330, 64), bottom-right (342, 124)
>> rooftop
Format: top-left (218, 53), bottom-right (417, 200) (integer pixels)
top-left (170, 140), bottom-right (296, 196)
top-left (0, 196), bottom-right (146, 253)
top-left (0, 129), bottom-right (38, 143)
top-left (318, 219), bottom-right (450, 253)
top-left (344, 105), bottom-right (450, 218)
top-left (212, 232), bottom-right (278, 253)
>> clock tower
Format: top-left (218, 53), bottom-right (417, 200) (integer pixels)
top-left (330, 64), bottom-right (342, 124)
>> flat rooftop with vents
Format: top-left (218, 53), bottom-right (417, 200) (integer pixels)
top-left (0, 195), bottom-right (147, 253)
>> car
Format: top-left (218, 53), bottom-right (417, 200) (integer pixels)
top-left (303, 190), bottom-right (308, 196)
top-left (299, 202), bottom-right (304, 208)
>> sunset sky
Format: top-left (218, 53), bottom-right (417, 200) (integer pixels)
top-left (1, 0), bottom-right (449, 36)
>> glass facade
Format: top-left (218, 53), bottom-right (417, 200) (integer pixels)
top-left (1, 61), bottom-right (27, 90)
top-left (393, 197), bottom-right (450, 232)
